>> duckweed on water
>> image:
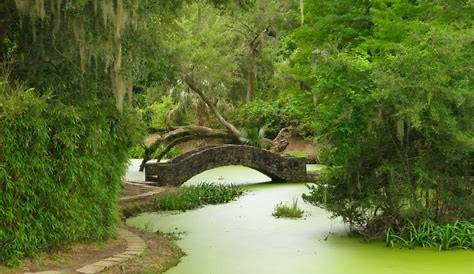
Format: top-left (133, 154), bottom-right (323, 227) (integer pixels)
top-left (153, 183), bottom-right (244, 211)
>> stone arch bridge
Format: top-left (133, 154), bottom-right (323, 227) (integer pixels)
top-left (145, 145), bottom-right (307, 186)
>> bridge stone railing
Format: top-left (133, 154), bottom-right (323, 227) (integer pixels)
top-left (145, 145), bottom-right (307, 186)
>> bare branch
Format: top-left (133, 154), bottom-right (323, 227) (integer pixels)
top-left (163, 125), bottom-right (230, 142)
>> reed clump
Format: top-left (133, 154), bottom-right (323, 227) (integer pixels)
top-left (273, 199), bottom-right (305, 219)
top-left (385, 220), bottom-right (473, 250)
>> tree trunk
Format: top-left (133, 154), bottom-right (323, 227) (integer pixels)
top-left (270, 127), bottom-right (293, 153)
top-left (246, 55), bottom-right (256, 103)
top-left (183, 75), bottom-right (242, 142)
top-left (197, 1), bottom-right (202, 25)
top-left (300, 0), bottom-right (305, 26)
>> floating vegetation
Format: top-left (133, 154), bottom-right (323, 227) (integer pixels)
top-left (153, 183), bottom-right (244, 211)
top-left (272, 198), bottom-right (305, 219)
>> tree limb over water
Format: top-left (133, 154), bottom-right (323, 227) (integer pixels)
top-left (139, 73), bottom-right (292, 171)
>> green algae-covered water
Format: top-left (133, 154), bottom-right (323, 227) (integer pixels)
top-left (126, 164), bottom-right (473, 274)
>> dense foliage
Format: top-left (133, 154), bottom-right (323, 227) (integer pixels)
top-left (129, 144), bottom-right (181, 159)
top-left (135, 0), bottom-right (306, 138)
top-left (1, 0), bottom-right (472, 264)
top-left (0, 83), bottom-right (142, 265)
top-left (0, 0), bottom-right (150, 265)
top-left (230, 89), bottom-right (317, 138)
top-left (300, 0), bottom-right (473, 234)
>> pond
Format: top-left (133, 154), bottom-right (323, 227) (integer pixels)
top-left (126, 163), bottom-right (473, 274)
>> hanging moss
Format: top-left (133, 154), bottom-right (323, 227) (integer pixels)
top-left (13, 0), bottom-right (141, 110)
top-left (0, 0), bottom-right (180, 266)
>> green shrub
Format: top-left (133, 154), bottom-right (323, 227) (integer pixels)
top-left (240, 127), bottom-right (269, 149)
top-left (299, 1), bottom-right (473, 235)
top-left (145, 96), bottom-right (174, 129)
top-left (152, 145), bottom-right (181, 160)
top-left (386, 220), bottom-right (474, 250)
top-left (277, 89), bottom-right (318, 136)
top-left (272, 199), bottom-right (304, 219)
top-left (231, 99), bottom-right (285, 138)
top-left (231, 93), bottom-right (317, 138)
top-left (129, 145), bottom-right (146, 158)
top-left (0, 84), bottom-right (143, 266)
top-left (153, 183), bottom-right (244, 211)
top-left (129, 144), bottom-right (180, 160)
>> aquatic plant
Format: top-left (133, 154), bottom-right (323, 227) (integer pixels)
top-left (385, 220), bottom-right (474, 250)
top-left (272, 199), bottom-right (305, 219)
top-left (161, 231), bottom-right (187, 241)
top-left (153, 183), bottom-right (244, 211)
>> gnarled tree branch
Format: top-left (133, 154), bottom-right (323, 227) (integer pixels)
top-left (139, 125), bottom-right (236, 171)
top-left (182, 75), bottom-right (242, 142)
top-left (139, 73), bottom-right (292, 172)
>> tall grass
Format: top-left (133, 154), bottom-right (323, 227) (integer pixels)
top-left (153, 183), bottom-right (244, 211)
top-left (386, 220), bottom-right (473, 250)
top-left (272, 199), bottom-right (305, 219)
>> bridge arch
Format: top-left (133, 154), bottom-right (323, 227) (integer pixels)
top-left (145, 145), bottom-right (307, 186)
top-left (185, 165), bottom-right (272, 185)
